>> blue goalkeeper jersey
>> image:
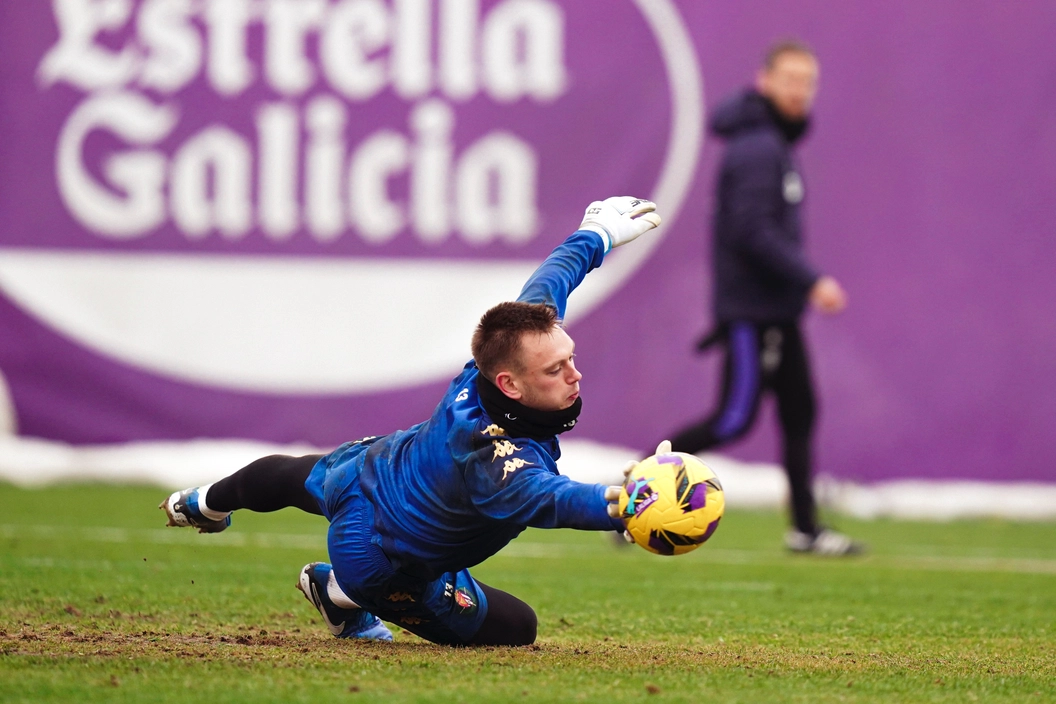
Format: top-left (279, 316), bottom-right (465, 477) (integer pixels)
top-left (312, 229), bottom-right (623, 580)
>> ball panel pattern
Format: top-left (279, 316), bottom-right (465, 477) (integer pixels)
top-left (619, 452), bottom-right (725, 555)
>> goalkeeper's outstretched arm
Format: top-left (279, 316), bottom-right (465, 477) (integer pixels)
top-left (517, 196), bottom-right (662, 319)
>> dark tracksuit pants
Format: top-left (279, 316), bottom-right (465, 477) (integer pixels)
top-left (669, 321), bottom-right (818, 535)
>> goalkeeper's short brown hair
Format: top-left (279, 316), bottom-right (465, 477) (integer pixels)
top-left (472, 302), bottom-right (559, 381)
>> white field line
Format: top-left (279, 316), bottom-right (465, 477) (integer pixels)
top-left (4, 524), bottom-right (1056, 576)
top-left (0, 524), bottom-right (325, 551)
top-left (5, 436), bottom-right (1056, 521)
top-left (493, 541), bottom-right (1056, 575)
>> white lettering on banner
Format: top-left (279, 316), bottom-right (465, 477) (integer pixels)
top-left (350, 130), bottom-right (409, 243)
top-left (201, 0), bottom-right (256, 96)
top-left (54, 91), bottom-right (539, 244)
top-left (457, 133), bottom-right (538, 243)
top-left (38, 0), bottom-right (568, 101)
top-left (15, 0), bottom-right (704, 394)
top-left (138, 0), bottom-right (201, 93)
top-left (482, 0), bottom-right (567, 102)
top-left (411, 99), bottom-right (454, 243)
top-left (41, 0), bottom-right (562, 244)
top-left (170, 126), bottom-right (253, 239)
top-left (306, 96), bottom-right (347, 241)
top-left (256, 102), bottom-right (300, 239)
top-left (56, 91), bottom-right (177, 237)
top-left (438, 0), bottom-right (477, 99)
top-left (264, 0), bottom-right (327, 96)
top-left (392, 0), bottom-right (433, 99)
top-left (38, 0), bottom-right (141, 90)
top-left (320, 0), bottom-right (390, 100)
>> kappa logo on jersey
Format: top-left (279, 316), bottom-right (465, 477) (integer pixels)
top-left (501, 457), bottom-right (533, 481)
top-left (492, 439), bottom-right (521, 460)
top-left (455, 388), bottom-right (469, 402)
top-left (481, 424), bottom-right (506, 437)
top-left (385, 591), bottom-right (416, 603)
top-left (400, 616), bottom-right (426, 625)
top-left (491, 437), bottom-right (532, 481)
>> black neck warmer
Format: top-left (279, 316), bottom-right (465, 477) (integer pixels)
top-left (476, 373), bottom-right (582, 441)
top-left (763, 96), bottom-right (811, 144)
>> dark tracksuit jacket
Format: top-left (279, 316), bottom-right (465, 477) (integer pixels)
top-left (710, 89), bottom-right (820, 323)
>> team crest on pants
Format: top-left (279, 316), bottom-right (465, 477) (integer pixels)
top-left (445, 582), bottom-right (478, 613)
top-left (454, 589), bottom-right (475, 611)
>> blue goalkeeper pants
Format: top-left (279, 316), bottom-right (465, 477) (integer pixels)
top-left (208, 447), bottom-right (536, 646)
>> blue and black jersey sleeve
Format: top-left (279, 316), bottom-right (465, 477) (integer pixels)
top-left (462, 437), bottom-right (622, 531)
top-left (517, 230), bottom-right (607, 319)
top-left (454, 229), bottom-right (618, 531)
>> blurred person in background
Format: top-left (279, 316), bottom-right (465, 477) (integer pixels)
top-left (661, 39), bottom-right (862, 556)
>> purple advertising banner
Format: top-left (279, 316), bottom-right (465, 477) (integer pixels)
top-left (1, 0), bottom-right (1054, 483)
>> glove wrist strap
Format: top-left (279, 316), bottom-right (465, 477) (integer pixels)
top-left (578, 225), bottom-right (613, 253)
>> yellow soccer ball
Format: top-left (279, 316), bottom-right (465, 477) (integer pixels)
top-left (618, 452), bottom-right (725, 555)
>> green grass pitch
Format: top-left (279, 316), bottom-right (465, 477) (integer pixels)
top-left (1, 482), bottom-right (1054, 703)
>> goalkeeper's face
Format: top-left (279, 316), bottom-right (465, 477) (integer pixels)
top-left (502, 326), bottom-right (582, 412)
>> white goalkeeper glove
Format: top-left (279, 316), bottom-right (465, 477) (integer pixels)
top-left (604, 441), bottom-right (673, 543)
top-left (605, 459), bottom-right (640, 543)
top-left (579, 196), bottom-right (662, 252)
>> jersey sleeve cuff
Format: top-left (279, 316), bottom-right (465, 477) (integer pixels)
top-left (576, 226), bottom-right (613, 254)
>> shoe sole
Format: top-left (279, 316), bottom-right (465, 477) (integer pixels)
top-left (296, 564), bottom-right (348, 637)
top-left (296, 565), bottom-right (393, 642)
top-left (295, 565), bottom-right (314, 601)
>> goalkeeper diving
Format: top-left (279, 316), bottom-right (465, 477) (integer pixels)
top-left (160, 197), bottom-right (661, 646)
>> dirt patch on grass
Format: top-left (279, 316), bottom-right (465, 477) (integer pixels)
top-left (2, 623), bottom-right (349, 662)
top-left (3, 622), bottom-right (1052, 688)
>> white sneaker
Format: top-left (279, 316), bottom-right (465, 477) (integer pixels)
top-left (785, 528), bottom-right (864, 556)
